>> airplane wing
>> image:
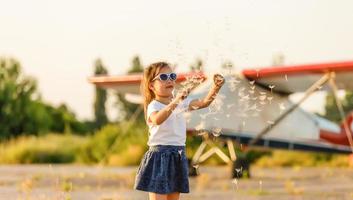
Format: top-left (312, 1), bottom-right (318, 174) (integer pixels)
top-left (242, 61), bottom-right (353, 94)
top-left (88, 71), bottom-right (206, 94)
top-left (88, 73), bottom-right (142, 94)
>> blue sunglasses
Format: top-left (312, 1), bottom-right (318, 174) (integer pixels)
top-left (152, 73), bottom-right (177, 81)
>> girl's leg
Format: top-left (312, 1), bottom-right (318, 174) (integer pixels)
top-left (149, 192), bottom-right (168, 200)
top-left (167, 192), bottom-right (180, 200)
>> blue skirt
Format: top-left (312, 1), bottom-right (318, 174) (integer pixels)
top-left (134, 145), bottom-right (190, 194)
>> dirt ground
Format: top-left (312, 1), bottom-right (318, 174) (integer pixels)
top-left (0, 164), bottom-right (352, 200)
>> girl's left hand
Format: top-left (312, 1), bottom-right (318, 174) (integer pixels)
top-left (213, 74), bottom-right (225, 88)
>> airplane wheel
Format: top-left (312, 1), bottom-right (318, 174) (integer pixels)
top-left (188, 158), bottom-right (199, 177)
top-left (231, 157), bottom-right (251, 179)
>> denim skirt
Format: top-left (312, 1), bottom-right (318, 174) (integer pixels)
top-left (134, 145), bottom-right (190, 194)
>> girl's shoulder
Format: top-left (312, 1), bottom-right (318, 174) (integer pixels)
top-left (147, 100), bottom-right (165, 110)
top-left (146, 100), bottom-right (165, 118)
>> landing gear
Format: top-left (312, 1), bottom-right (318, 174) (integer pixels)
top-left (230, 155), bottom-right (250, 179)
top-left (188, 158), bottom-right (199, 177)
top-left (189, 133), bottom-right (244, 178)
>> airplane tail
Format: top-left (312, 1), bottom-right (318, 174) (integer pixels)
top-left (319, 112), bottom-right (353, 146)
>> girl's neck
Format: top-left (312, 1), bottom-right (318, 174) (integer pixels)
top-left (155, 95), bottom-right (173, 105)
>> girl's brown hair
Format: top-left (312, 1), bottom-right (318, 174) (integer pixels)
top-left (140, 62), bottom-right (170, 121)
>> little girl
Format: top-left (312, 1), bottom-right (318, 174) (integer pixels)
top-left (134, 62), bottom-right (225, 200)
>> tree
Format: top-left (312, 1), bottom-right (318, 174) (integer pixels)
top-left (0, 58), bottom-right (39, 138)
top-left (322, 91), bottom-right (353, 123)
top-left (116, 56), bottom-right (144, 121)
top-left (189, 58), bottom-right (203, 72)
top-left (128, 56), bottom-right (144, 74)
top-left (46, 103), bottom-right (89, 134)
top-left (93, 59), bottom-right (109, 129)
top-left (0, 57), bottom-right (88, 140)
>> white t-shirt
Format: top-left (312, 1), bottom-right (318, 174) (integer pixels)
top-left (146, 98), bottom-right (192, 146)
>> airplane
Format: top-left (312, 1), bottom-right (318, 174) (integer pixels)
top-left (88, 60), bottom-right (353, 178)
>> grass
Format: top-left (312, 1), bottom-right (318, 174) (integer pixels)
top-left (0, 122), bottom-right (352, 168)
top-left (0, 133), bottom-right (87, 164)
top-left (253, 149), bottom-right (351, 168)
top-left (0, 122), bottom-right (148, 166)
top-left (78, 122), bottom-right (148, 166)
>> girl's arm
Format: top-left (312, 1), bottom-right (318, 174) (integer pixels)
top-left (188, 74), bottom-right (225, 110)
top-left (148, 90), bottom-right (189, 125)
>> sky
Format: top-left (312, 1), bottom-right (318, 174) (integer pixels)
top-left (1, 0), bottom-right (353, 120)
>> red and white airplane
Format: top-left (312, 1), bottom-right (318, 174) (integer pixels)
top-left (89, 60), bottom-right (353, 177)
